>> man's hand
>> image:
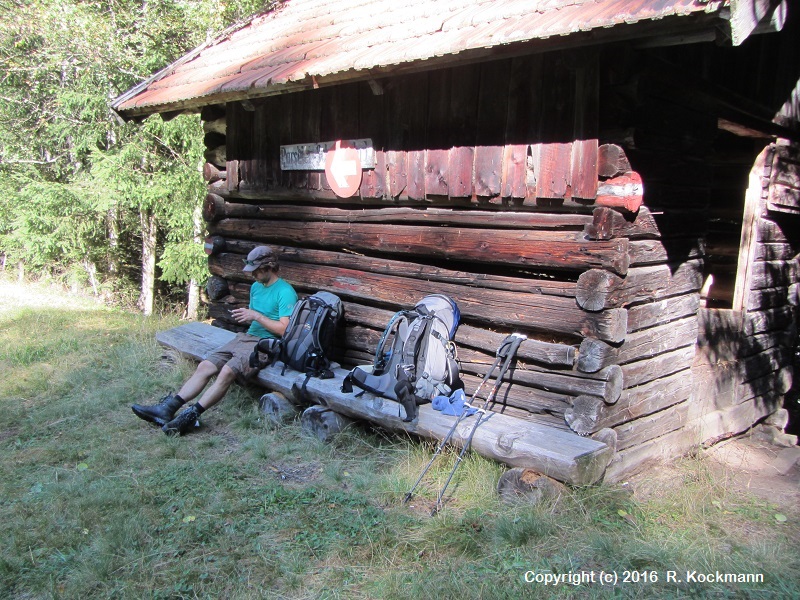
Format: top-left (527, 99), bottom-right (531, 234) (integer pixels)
top-left (231, 307), bottom-right (258, 324)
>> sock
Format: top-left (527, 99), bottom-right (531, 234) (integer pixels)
top-left (174, 394), bottom-right (186, 405)
top-left (193, 403), bottom-right (206, 415)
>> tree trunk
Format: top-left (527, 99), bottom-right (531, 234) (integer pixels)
top-left (139, 208), bottom-right (157, 316)
top-left (185, 204), bottom-right (203, 320)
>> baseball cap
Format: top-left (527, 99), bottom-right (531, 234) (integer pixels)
top-left (243, 246), bottom-right (278, 272)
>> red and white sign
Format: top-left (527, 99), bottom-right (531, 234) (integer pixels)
top-left (325, 140), bottom-right (362, 198)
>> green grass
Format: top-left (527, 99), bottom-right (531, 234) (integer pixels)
top-left (0, 277), bottom-right (798, 599)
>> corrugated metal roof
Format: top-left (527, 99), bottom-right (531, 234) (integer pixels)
top-left (114, 0), bottom-right (728, 117)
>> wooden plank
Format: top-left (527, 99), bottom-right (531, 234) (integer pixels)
top-left (386, 150), bottom-right (408, 199)
top-left (501, 144), bottom-right (528, 199)
top-left (733, 146), bottom-right (771, 311)
top-left (448, 147), bottom-right (474, 198)
top-left (425, 149), bottom-right (449, 197)
top-left (626, 294), bottom-right (700, 333)
top-left (533, 142), bottom-right (571, 199)
top-left (407, 150), bottom-right (426, 200)
top-left (474, 145), bottom-right (503, 198)
top-left (570, 139), bottom-right (598, 199)
top-left (157, 322), bottom-right (613, 485)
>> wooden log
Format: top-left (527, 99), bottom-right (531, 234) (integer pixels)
top-left (576, 261), bottom-right (703, 311)
top-left (203, 116), bottom-right (226, 135)
top-left (207, 219), bottom-right (631, 275)
top-left (565, 395), bottom-right (606, 436)
top-left (458, 345), bottom-right (622, 404)
top-left (259, 392), bottom-right (299, 424)
top-left (604, 397), bottom-right (779, 482)
top-left (301, 405), bottom-right (354, 442)
top-left (621, 345), bottom-right (696, 388)
top-left (341, 301), bottom-right (577, 368)
top-left (585, 206), bottom-right (707, 241)
top-left (497, 468), bottom-right (567, 505)
top-left (204, 145), bottom-right (226, 169)
top-left (626, 293), bottom-right (700, 333)
top-left (204, 235), bottom-right (226, 255)
top-left (205, 275), bottom-right (229, 301)
top-left (597, 144), bottom-right (631, 178)
top-left (203, 193), bottom-right (226, 222)
top-left (203, 162), bottom-right (226, 183)
top-left (598, 369), bottom-right (694, 431)
top-left (628, 238), bottom-right (705, 267)
top-left (202, 200), bottom-right (592, 231)
top-left (209, 254), bottom-right (629, 342)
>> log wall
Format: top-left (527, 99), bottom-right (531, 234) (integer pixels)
top-left (196, 45), bottom-right (794, 482)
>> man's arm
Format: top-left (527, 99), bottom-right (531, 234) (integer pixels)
top-left (231, 308), bottom-right (290, 337)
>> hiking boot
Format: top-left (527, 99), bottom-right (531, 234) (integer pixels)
top-left (162, 404), bottom-right (202, 436)
top-left (132, 393), bottom-right (185, 426)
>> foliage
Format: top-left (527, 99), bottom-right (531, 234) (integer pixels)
top-left (1, 279), bottom-right (799, 599)
top-left (0, 0), bottom-right (275, 308)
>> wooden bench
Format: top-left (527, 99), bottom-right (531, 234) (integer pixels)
top-left (157, 322), bottom-right (614, 485)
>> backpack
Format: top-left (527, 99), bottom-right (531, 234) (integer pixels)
top-left (251, 291), bottom-right (343, 381)
top-left (344, 294), bottom-right (462, 421)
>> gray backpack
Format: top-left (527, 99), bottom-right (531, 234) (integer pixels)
top-left (344, 295), bottom-right (462, 420)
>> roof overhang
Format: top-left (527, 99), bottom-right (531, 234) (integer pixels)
top-left (112, 0), bottom-right (787, 121)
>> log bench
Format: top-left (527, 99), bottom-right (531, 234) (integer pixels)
top-left (156, 322), bottom-right (614, 486)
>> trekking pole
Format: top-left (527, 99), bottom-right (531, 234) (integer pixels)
top-left (402, 343), bottom-right (508, 504)
top-left (432, 333), bottom-right (526, 515)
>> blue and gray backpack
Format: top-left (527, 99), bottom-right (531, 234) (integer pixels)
top-left (344, 294), bottom-right (462, 421)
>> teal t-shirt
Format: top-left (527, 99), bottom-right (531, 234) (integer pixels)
top-left (247, 278), bottom-right (298, 339)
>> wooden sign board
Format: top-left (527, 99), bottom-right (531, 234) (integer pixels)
top-left (280, 139), bottom-right (375, 171)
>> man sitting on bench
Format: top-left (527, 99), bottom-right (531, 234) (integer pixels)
top-left (132, 245), bottom-right (298, 436)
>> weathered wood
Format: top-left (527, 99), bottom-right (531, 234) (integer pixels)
top-left (209, 253), bottom-right (629, 342)
top-left (203, 116), bottom-right (226, 135)
top-left (576, 261), bottom-right (703, 311)
top-left (157, 322), bottom-right (614, 484)
top-left (342, 301), bottom-right (577, 367)
top-left (597, 144), bottom-right (631, 178)
top-left (457, 345), bottom-right (622, 403)
top-left (203, 162), bottom-right (226, 183)
top-left (208, 219), bottom-right (631, 275)
top-left (259, 392), bottom-right (299, 424)
top-left (628, 238), bottom-right (705, 267)
top-left (203, 193), bottom-right (226, 222)
top-left (565, 395), bottom-right (606, 436)
top-left (599, 370), bottom-right (694, 431)
top-left (497, 468), bottom-right (567, 505)
top-left (201, 199), bottom-right (592, 231)
top-left (604, 396), bottom-right (778, 483)
top-left (206, 275), bottom-right (229, 301)
top-left (301, 405), bottom-right (355, 442)
top-left (204, 145), bottom-right (226, 168)
top-left (621, 345), bottom-right (696, 388)
top-left (626, 293), bottom-right (700, 333)
top-left (570, 139), bottom-right (599, 199)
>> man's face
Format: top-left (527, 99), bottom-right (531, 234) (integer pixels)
top-left (252, 266), bottom-right (274, 283)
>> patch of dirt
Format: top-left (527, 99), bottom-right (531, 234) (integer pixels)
top-left (702, 434), bottom-right (800, 513)
top-left (629, 431), bottom-right (800, 516)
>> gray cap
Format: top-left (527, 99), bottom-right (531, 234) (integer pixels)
top-left (243, 246), bottom-right (278, 272)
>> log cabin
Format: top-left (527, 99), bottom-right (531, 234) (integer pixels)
top-left (113, 0), bottom-right (800, 484)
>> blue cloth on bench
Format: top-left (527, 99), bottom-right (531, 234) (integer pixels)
top-left (432, 389), bottom-right (475, 417)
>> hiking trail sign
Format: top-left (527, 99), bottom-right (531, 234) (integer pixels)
top-left (325, 140), bottom-right (362, 198)
top-left (280, 138), bottom-right (373, 198)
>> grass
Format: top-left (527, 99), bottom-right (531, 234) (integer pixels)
top-left (0, 277), bottom-right (798, 599)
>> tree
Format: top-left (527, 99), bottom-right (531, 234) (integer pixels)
top-left (0, 0), bottom-right (275, 314)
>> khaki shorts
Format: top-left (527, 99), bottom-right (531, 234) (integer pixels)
top-left (205, 332), bottom-right (264, 378)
